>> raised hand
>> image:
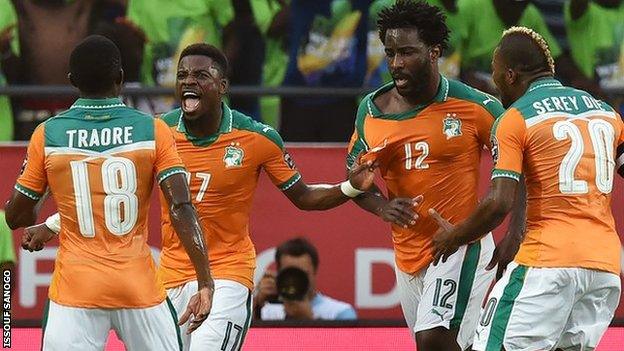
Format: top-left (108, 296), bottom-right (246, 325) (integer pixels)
top-left (378, 195), bottom-right (423, 228)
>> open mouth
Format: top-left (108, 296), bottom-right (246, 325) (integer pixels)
top-left (182, 91), bottom-right (201, 113)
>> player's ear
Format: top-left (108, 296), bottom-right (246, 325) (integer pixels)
top-left (430, 45), bottom-right (441, 62)
top-left (117, 69), bottom-right (124, 86)
top-left (219, 77), bottom-right (229, 95)
top-left (506, 68), bottom-right (517, 85)
top-left (68, 73), bottom-right (77, 88)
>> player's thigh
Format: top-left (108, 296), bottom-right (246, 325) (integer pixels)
top-left (556, 270), bottom-right (621, 351)
top-left (167, 280), bottom-right (198, 350)
top-left (473, 263), bottom-right (575, 351)
top-left (112, 298), bottom-right (182, 351)
top-left (395, 265), bottom-right (425, 333)
top-left (42, 300), bottom-right (111, 351)
top-left (416, 235), bottom-right (495, 350)
top-left (188, 279), bottom-right (252, 351)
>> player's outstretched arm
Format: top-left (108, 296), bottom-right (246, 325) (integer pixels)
top-left (282, 160), bottom-right (377, 211)
top-left (486, 177), bottom-right (526, 280)
top-left (160, 173), bottom-right (214, 333)
top-left (430, 177), bottom-right (518, 264)
top-left (4, 190), bottom-right (48, 230)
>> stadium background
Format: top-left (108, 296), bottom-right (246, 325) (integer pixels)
top-left (0, 0), bottom-right (623, 349)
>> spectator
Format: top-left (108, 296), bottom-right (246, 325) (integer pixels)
top-left (223, 0), bottom-right (266, 121)
top-left (458, 0), bottom-right (563, 94)
top-left (10, 0), bottom-right (125, 140)
top-left (0, 0), bottom-right (17, 141)
top-left (533, 0), bottom-right (570, 52)
top-left (252, 0), bottom-right (290, 127)
top-left (125, 0), bottom-right (233, 88)
top-left (425, 0), bottom-right (463, 79)
top-left (254, 237), bottom-right (357, 320)
top-left (279, 0), bottom-right (372, 142)
top-left (565, 0), bottom-right (624, 110)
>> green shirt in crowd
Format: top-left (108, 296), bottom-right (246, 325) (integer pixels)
top-left (0, 211), bottom-right (16, 264)
top-left (0, 0), bottom-right (18, 141)
top-left (458, 0), bottom-right (562, 73)
top-left (127, 0), bottom-right (234, 87)
top-left (564, 1), bottom-right (624, 87)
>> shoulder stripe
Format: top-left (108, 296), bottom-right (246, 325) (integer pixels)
top-left (525, 110), bottom-right (616, 128)
top-left (45, 141), bottom-right (156, 157)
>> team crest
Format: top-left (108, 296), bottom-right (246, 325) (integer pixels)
top-left (223, 143), bottom-right (244, 168)
top-left (443, 113), bottom-right (462, 140)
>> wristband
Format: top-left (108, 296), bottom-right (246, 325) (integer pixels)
top-left (340, 180), bottom-right (364, 198)
top-left (44, 213), bottom-right (61, 235)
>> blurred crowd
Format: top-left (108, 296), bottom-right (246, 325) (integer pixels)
top-left (0, 0), bottom-right (622, 142)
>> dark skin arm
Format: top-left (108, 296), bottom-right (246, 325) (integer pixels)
top-left (4, 190), bottom-right (48, 230)
top-left (431, 177), bottom-right (518, 264)
top-left (160, 173), bottom-right (214, 333)
top-left (485, 176), bottom-right (526, 280)
top-left (281, 159), bottom-right (378, 211)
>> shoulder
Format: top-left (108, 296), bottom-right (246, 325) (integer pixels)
top-left (260, 303), bottom-right (286, 320)
top-left (314, 294), bottom-right (357, 319)
top-left (446, 79), bottom-right (505, 118)
top-left (232, 109), bottom-right (285, 150)
top-left (160, 108), bottom-right (183, 128)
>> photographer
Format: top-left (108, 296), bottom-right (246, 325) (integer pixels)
top-left (254, 237), bottom-right (356, 320)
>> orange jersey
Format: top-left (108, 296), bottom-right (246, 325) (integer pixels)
top-left (158, 104), bottom-right (299, 290)
top-left (15, 98), bottom-right (185, 308)
top-left (347, 77), bottom-right (504, 274)
top-left (491, 78), bottom-right (622, 274)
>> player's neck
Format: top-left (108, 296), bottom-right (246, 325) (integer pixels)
top-left (185, 103), bottom-right (223, 138)
top-left (79, 90), bottom-right (119, 100)
top-left (401, 73), bottom-right (440, 106)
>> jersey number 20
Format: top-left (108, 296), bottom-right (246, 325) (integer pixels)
top-left (70, 157), bottom-right (138, 237)
top-left (554, 119), bottom-right (615, 194)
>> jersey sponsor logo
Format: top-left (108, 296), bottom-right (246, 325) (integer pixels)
top-left (490, 135), bottom-right (499, 165)
top-left (283, 150), bottom-right (297, 170)
top-left (443, 114), bottom-right (462, 140)
top-left (224, 143), bottom-right (244, 168)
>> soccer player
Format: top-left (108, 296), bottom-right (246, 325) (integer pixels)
top-left (4, 35), bottom-right (214, 350)
top-left (345, 1), bottom-right (526, 350)
top-left (31, 42), bottom-right (378, 351)
top-left (431, 27), bottom-right (622, 351)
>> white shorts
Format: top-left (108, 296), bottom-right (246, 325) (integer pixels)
top-left (396, 234), bottom-right (495, 350)
top-left (167, 279), bottom-right (252, 351)
top-left (473, 262), bottom-right (621, 351)
top-left (42, 299), bottom-right (182, 351)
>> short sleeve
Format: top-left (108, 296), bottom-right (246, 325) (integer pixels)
top-left (15, 124), bottom-right (47, 200)
top-left (153, 119), bottom-right (186, 184)
top-left (258, 129), bottom-right (301, 191)
top-left (346, 97), bottom-right (371, 168)
top-left (490, 109), bottom-right (526, 182)
top-left (474, 96), bottom-right (504, 149)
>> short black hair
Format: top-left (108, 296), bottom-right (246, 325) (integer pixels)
top-left (275, 237), bottom-right (319, 272)
top-left (498, 26), bottom-right (555, 75)
top-left (69, 35), bottom-right (122, 94)
top-left (377, 0), bottom-right (449, 51)
top-left (179, 43), bottom-right (229, 76)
